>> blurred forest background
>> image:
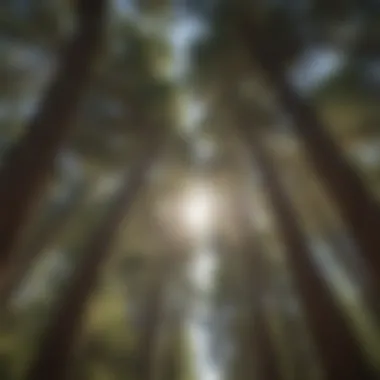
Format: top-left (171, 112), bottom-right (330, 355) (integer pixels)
top-left (0, 0), bottom-right (380, 379)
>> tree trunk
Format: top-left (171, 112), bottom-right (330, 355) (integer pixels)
top-left (158, 320), bottom-right (182, 380)
top-left (134, 254), bottom-right (172, 380)
top-left (24, 141), bottom-right (161, 380)
top-left (238, 204), bottom-right (281, 380)
top-left (240, 16), bottom-right (380, 284)
top-left (237, 120), bottom-right (377, 380)
top-left (0, 0), bottom-right (106, 277)
top-left (0, 181), bottom-right (88, 306)
top-left (249, 251), bottom-right (281, 380)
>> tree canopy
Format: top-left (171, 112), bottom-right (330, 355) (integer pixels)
top-left (0, 1), bottom-right (380, 380)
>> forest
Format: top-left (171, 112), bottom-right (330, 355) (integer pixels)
top-left (0, 0), bottom-right (380, 379)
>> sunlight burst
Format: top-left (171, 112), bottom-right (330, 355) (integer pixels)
top-left (181, 182), bottom-right (216, 240)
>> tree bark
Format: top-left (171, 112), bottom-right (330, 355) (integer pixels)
top-left (240, 15), bottom-right (380, 285)
top-left (247, 248), bottom-right (281, 380)
top-left (237, 120), bottom-right (378, 380)
top-left (25, 140), bottom-right (161, 380)
top-left (0, 181), bottom-right (88, 307)
top-left (0, 0), bottom-right (106, 277)
top-left (134, 255), bottom-right (170, 380)
top-left (234, 196), bottom-right (282, 380)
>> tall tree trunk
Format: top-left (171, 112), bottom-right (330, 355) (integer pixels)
top-left (230, 244), bottom-right (280, 380)
top-left (237, 120), bottom-right (377, 380)
top-left (247, 247), bottom-right (281, 380)
top-left (239, 16), bottom-right (380, 283)
top-left (158, 315), bottom-right (182, 380)
top-left (135, 253), bottom-right (173, 380)
top-left (0, 181), bottom-right (88, 306)
top-left (24, 141), bottom-right (161, 380)
top-left (0, 0), bottom-right (106, 278)
top-left (235, 197), bottom-right (281, 380)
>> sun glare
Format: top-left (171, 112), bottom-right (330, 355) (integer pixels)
top-left (181, 182), bottom-right (216, 240)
